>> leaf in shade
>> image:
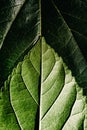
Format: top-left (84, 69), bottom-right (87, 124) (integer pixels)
top-left (0, 0), bottom-right (41, 87)
top-left (0, 0), bottom-right (26, 49)
top-left (0, 0), bottom-right (87, 129)
top-left (42, 0), bottom-right (87, 93)
top-left (53, 0), bottom-right (87, 60)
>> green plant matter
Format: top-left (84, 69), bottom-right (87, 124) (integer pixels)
top-left (0, 0), bottom-right (87, 129)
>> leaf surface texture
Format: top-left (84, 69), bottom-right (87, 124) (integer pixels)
top-left (0, 0), bottom-right (87, 129)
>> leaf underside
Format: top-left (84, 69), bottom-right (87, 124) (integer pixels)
top-left (0, 0), bottom-right (87, 130)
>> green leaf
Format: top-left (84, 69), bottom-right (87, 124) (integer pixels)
top-left (0, 40), bottom-right (40, 129)
top-left (42, 0), bottom-right (87, 91)
top-left (0, 0), bottom-right (26, 49)
top-left (0, 78), bottom-right (20, 130)
top-left (40, 38), bottom-right (86, 130)
top-left (0, 37), bottom-right (87, 129)
top-left (54, 0), bottom-right (87, 60)
top-left (0, 0), bottom-right (87, 129)
top-left (0, 0), bottom-right (41, 86)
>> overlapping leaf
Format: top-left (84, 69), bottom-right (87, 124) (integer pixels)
top-left (42, 0), bottom-right (87, 92)
top-left (0, 0), bottom-right (87, 129)
top-left (0, 41), bottom-right (40, 129)
top-left (0, 0), bottom-right (41, 86)
top-left (54, 0), bottom-right (87, 60)
top-left (40, 38), bottom-right (87, 130)
top-left (0, 38), bottom-right (87, 129)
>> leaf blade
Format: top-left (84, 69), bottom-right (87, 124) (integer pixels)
top-left (0, 0), bottom-right (41, 87)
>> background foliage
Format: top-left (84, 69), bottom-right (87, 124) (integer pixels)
top-left (0, 0), bottom-right (87, 129)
